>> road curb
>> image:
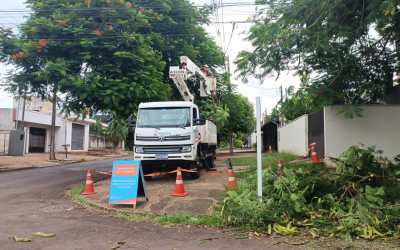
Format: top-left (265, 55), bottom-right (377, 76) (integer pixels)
top-left (68, 187), bottom-right (154, 217)
top-left (0, 156), bottom-right (131, 173)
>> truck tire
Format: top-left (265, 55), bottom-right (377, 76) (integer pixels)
top-left (184, 164), bottom-right (200, 179)
top-left (144, 175), bottom-right (153, 181)
top-left (141, 163), bottom-right (153, 181)
top-left (190, 167), bottom-right (200, 180)
top-left (207, 156), bottom-right (215, 169)
top-left (189, 169), bottom-right (200, 179)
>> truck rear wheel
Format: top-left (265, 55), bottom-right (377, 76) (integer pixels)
top-left (207, 156), bottom-right (215, 169)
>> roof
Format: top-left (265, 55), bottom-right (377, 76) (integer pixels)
top-left (139, 101), bottom-right (196, 108)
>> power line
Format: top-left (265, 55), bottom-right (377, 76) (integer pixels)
top-left (210, 20), bottom-right (255, 24)
top-left (0, 2), bottom-right (266, 13)
top-left (0, 19), bottom-right (256, 27)
top-left (0, 2), bottom-right (261, 29)
top-left (224, 22), bottom-right (236, 56)
top-left (0, 12), bottom-right (257, 19)
top-left (220, 0), bottom-right (226, 53)
top-left (214, 0), bottom-right (223, 50)
top-left (1, 33), bottom-right (217, 41)
top-left (0, 5), bottom-right (260, 22)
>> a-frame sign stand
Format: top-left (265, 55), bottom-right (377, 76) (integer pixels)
top-left (109, 159), bottom-right (148, 209)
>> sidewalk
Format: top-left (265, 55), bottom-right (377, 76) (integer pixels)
top-left (0, 151), bottom-right (130, 172)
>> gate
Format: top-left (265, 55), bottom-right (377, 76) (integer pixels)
top-left (71, 123), bottom-right (85, 150)
top-left (262, 122), bottom-right (278, 152)
top-left (308, 110), bottom-right (325, 157)
top-left (0, 131), bottom-right (10, 155)
top-left (29, 127), bottom-right (46, 153)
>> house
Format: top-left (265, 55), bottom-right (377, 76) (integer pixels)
top-left (0, 97), bottom-right (96, 154)
top-left (276, 105), bottom-right (400, 160)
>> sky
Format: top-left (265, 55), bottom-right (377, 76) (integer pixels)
top-left (0, 0), bottom-right (299, 114)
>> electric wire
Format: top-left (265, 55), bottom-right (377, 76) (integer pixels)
top-left (220, 0), bottom-right (226, 53)
top-left (0, 2), bottom-right (266, 13)
top-left (223, 22), bottom-right (236, 56)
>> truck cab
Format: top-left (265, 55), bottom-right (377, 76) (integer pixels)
top-left (134, 101), bottom-right (217, 177)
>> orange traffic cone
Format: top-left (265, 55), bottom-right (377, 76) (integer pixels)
top-left (81, 169), bottom-right (95, 195)
top-left (227, 168), bottom-right (237, 190)
top-left (310, 143), bottom-right (320, 164)
top-left (171, 167), bottom-right (188, 197)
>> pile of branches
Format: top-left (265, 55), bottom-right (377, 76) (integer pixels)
top-left (221, 146), bottom-right (400, 240)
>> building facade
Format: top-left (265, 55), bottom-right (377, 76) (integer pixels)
top-left (0, 97), bottom-right (95, 154)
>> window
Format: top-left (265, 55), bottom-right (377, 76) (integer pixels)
top-left (137, 107), bottom-right (191, 128)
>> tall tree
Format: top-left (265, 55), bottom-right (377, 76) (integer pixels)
top-left (236, 0), bottom-right (399, 109)
top-left (0, 0), bottom-right (225, 158)
top-left (221, 93), bottom-right (255, 153)
top-left (194, 72), bottom-right (255, 150)
top-left (271, 86), bottom-right (320, 122)
top-left (0, 24), bottom-right (78, 159)
top-left (1, 0), bottom-right (225, 117)
top-left (104, 115), bottom-right (129, 151)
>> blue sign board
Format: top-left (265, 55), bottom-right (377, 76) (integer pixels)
top-left (109, 159), bottom-right (147, 206)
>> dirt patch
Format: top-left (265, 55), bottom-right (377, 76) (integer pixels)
top-left (83, 166), bottom-right (228, 216)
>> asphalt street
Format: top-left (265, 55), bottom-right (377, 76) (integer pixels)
top-left (0, 159), bottom-right (290, 250)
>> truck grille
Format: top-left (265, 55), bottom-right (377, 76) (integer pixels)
top-left (142, 145), bottom-right (185, 154)
top-left (136, 136), bottom-right (159, 141)
top-left (165, 135), bottom-right (191, 141)
top-left (136, 135), bottom-right (190, 141)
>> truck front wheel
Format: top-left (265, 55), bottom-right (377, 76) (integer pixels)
top-left (188, 167), bottom-right (200, 179)
top-left (183, 163), bottom-right (200, 179)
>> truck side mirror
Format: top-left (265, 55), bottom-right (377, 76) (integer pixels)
top-left (127, 115), bottom-right (136, 127)
top-left (195, 117), bottom-right (206, 125)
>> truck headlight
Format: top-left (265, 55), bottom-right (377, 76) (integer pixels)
top-left (135, 146), bottom-right (144, 153)
top-left (181, 145), bottom-right (192, 153)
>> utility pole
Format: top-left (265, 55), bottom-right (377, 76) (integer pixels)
top-left (20, 86), bottom-right (27, 129)
top-left (49, 84), bottom-right (57, 161)
top-left (226, 55), bottom-right (234, 155)
top-left (19, 86), bottom-right (27, 155)
top-left (226, 56), bottom-right (232, 92)
top-left (278, 85), bottom-right (284, 126)
top-left (285, 87), bottom-right (288, 100)
top-left (256, 97), bottom-right (262, 200)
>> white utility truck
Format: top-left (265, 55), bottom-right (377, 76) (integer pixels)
top-left (133, 56), bottom-right (218, 178)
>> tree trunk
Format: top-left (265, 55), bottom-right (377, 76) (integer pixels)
top-left (20, 87), bottom-right (27, 129)
top-left (396, 40), bottom-right (400, 77)
top-left (49, 87), bottom-right (57, 160)
top-left (229, 132), bottom-right (234, 155)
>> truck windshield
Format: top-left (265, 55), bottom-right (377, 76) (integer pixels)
top-left (137, 107), bottom-right (191, 128)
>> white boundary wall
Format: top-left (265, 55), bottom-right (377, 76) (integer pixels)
top-left (324, 106), bottom-right (400, 159)
top-left (278, 114), bottom-right (309, 156)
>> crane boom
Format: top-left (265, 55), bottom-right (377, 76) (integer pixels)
top-left (169, 56), bottom-right (216, 102)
